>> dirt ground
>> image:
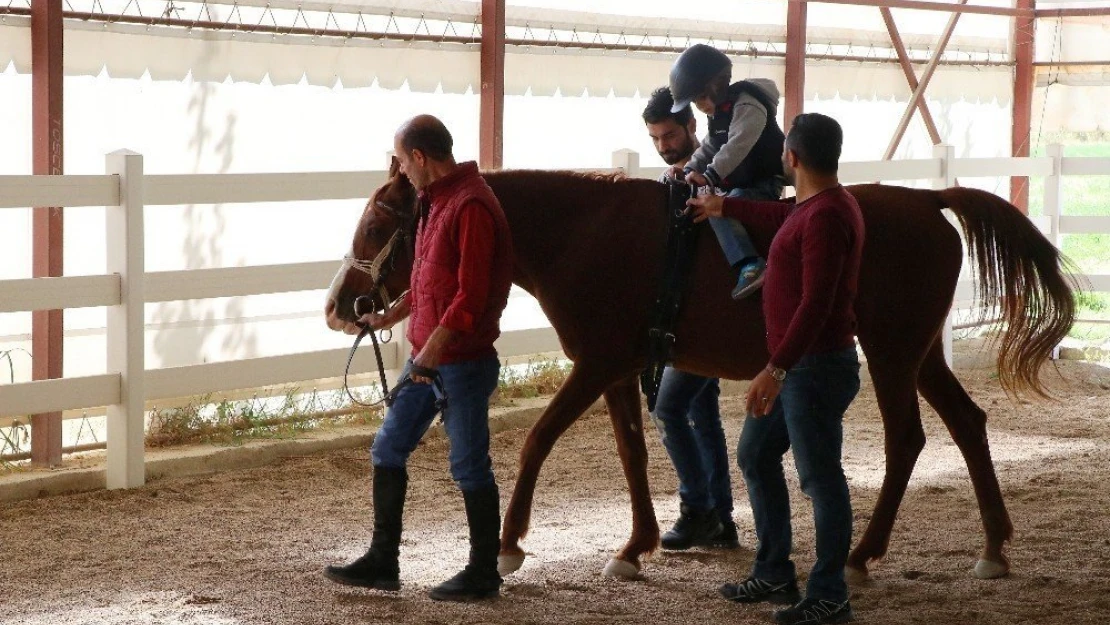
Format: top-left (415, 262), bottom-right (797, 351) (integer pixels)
top-left (2, 343), bottom-right (1110, 625)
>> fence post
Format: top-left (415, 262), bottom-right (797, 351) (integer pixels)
top-left (1044, 143), bottom-right (1064, 249)
top-left (933, 144), bottom-right (956, 366)
top-left (612, 149), bottom-right (640, 178)
top-left (383, 149), bottom-right (410, 382)
top-left (105, 150), bottom-right (146, 490)
top-left (1044, 143), bottom-right (1065, 360)
top-left (933, 143), bottom-right (956, 189)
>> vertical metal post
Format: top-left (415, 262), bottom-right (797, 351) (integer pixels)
top-left (784, 0), bottom-right (808, 132)
top-left (31, 0), bottom-right (65, 467)
top-left (479, 0), bottom-right (506, 169)
top-left (1011, 0), bottom-right (1036, 213)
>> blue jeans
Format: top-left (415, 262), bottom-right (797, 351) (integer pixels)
top-left (649, 367), bottom-right (732, 521)
top-left (736, 347), bottom-right (860, 602)
top-left (709, 177), bottom-right (785, 267)
top-left (371, 356), bottom-right (500, 493)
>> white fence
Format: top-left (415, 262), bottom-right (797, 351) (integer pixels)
top-left (0, 145), bottom-right (1106, 489)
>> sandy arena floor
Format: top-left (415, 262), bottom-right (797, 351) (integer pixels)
top-left (2, 344), bottom-right (1109, 625)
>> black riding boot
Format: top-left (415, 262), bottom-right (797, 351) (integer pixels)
top-left (660, 503), bottom-right (723, 550)
top-left (324, 465), bottom-right (407, 590)
top-left (429, 484), bottom-right (503, 602)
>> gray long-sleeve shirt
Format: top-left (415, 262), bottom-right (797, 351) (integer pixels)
top-left (687, 78), bottom-right (781, 188)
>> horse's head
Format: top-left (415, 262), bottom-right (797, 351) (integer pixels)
top-left (324, 157), bottom-right (418, 332)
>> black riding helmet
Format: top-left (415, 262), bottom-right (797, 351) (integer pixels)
top-left (669, 44), bottom-right (732, 113)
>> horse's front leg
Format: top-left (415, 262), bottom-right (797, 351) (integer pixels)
top-left (600, 375), bottom-right (660, 579)
top-left (498, 362), bottom-right (615, 576)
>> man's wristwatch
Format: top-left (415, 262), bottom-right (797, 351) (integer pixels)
top-left (767, 365), bottom-right (787, 383)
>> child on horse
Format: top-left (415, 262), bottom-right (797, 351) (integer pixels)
top-left (668, 44), bottom-right (786, 300)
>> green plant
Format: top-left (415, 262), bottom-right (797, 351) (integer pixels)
top-left (146, 386), bottom-right (382, 448)
top-left (496, 357), bottom-right (572, 402)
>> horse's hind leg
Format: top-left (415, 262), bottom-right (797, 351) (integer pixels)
top-left (498, 361), bottom-right (615, 576)
top-left (917, 339), bottom-right (1013, 579)
top-left (846, 358), bottom-right (926, 582)
top-left (599, 375), bottom-right (660, 579)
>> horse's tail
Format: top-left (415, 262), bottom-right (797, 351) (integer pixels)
top-left (935, 186), bottom-right (1079, 397)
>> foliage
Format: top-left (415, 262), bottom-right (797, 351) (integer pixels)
top-left (494, 356), bottom-right (573, 402)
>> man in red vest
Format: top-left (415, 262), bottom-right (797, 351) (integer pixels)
top-left (324, 115), bottom-right (514, 602)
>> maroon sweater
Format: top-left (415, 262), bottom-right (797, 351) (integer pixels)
top-left (723, 185), bottom-right (864, 370)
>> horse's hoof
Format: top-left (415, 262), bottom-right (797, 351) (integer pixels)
top-left (602, 557), bottom-right (641, 579)
top-left (498, 552), bottom-right (526, 577)
top-left (845, 565), bottom-right (869, 585)
top-left (974, 559), bottom-right (1009, 579)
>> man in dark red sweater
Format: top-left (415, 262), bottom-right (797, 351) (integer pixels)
top-left (689, 113), bottom-right (864, 625)
top-left (324, 115), bottom-right (513, 602)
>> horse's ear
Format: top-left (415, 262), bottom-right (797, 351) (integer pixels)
top-left (389, 156), bottom-right (400, 177)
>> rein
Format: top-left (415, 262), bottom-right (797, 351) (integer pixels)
top-left (340, 212), bottom-right (449, 412)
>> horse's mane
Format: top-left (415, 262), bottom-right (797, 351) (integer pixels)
top-left (483, 168), bottom-right (634, 185)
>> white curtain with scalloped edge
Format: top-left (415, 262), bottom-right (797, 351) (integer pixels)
top-left (0, 0), bottom-right (1052, 383)
top-left (1035, 17), bottom-right (1110, 133)
top-left (0, 0), bottom-right (1024, 103)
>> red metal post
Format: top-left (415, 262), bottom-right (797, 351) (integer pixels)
top-left (784, 0), bottom-right (807, 132)
top-left (31, 0), bottom-right (64, 467)
top-left (479, 0), bottom-right (505, 170)
top-left (1011, 0), bottom-right (1036, 213)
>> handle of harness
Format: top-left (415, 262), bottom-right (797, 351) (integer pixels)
top-left (353, 295), bottom-right (395, 344)
top-left (409, 364), bottom-right (448, 411)
top-left (410, 363), bottom-right (438, 379)
top-left (384, 365), bottom-right (449, 411)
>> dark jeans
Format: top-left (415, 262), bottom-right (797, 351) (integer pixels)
top-left (371, 356), bottom-right (500, 492)
top-left (736, 347), bottom-right (860, 602)
top-left (649, 367), bottom-right (733, 521)
top-left (708, 177), bottom-right (785, 266)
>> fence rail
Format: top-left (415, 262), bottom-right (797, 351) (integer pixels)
top-left (0, 145), bottom-right (1106, 488)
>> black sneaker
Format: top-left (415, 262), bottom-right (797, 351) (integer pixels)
top-left (661, 505), bottom-right (723, 550)
top-left (719, 576), bottom-right (801, 604)
top-left (774, 598), bottom-right (854, 625)
top-left (711, 519), bottom-right (740, 549)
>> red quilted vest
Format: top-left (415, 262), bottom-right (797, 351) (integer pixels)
top-left (407, 162), bottom-right (513, 364)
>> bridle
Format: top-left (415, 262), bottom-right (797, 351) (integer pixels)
top-left (341, 206), bottom-right (447, 410)
top-left (341, 214), bottom-right (411, 317)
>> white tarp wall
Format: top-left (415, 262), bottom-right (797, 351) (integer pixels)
top-left (1036, 16), bottom-right (1110, 133)
top-left (0, 0), bottom-right (1065, 383)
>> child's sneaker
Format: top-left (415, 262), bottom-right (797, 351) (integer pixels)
top-left (732, 258), bottom-right (766, 300)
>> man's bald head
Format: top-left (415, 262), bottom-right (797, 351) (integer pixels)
top-left (395, 115), bottom-right (454, 163)
top-left (392, 115), bottom-right (458, 191)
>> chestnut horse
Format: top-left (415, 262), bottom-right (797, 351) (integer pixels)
top-left (324, 162), bottom-right (1074, 582)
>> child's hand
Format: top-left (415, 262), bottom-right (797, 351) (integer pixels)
top-left (684, 171), bottom-right (709, 187)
